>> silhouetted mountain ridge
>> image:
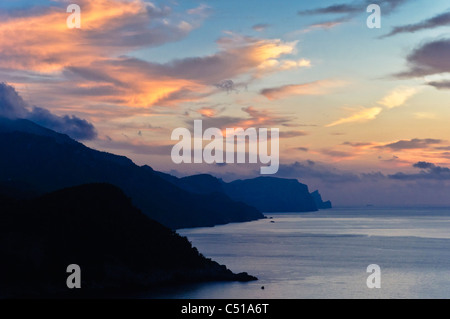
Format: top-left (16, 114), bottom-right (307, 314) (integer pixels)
top-left (0, 117), bottom-right (76, 145)
top-left (0, 117), bottom-right (263, 229)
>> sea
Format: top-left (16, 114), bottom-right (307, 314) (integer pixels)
top-left (142, 207), bottom-right (450, 299)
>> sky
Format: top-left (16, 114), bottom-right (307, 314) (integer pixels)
top-left (1, 0), bottom-right (450, 206)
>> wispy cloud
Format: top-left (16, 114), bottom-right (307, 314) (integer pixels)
top-left (186, 4), bottom-right (213, 17)
top-left (257, 58), bottom-right (311, 74)
top-left (414, 112), bottom-right (437, 119)
top-left (297, 0), bottom-right (411, 35)
top-left (326, 107), bottom-right (382, 127)
top-left (377, 86), bottom-right (420, 109)
top-left (342, 141), bottom-right (374, 148)
top-left (428, 80), bottom-right (450, 90)
top-left (307, 18), bottom-right (349, 30)
top-left (260, 80), bottom-right (343, 100)
top-left (381, 10), bottom-right (450, 38)
top-left (378, 138), bottom-right (443, 150)
top-left (252, 23), bottom-right (271, 32)
top-left (319, 149), bottom-right (355, 159)
top-left (298, 0), bottom-right (409, 16)
top-left (325, 86), bottom-right (420, 127)
top-left (299, 4), bottom-right (361, 15)
top-left (292, 17), bottom-right (350, 35)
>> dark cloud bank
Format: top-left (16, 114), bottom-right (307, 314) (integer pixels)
top-left (396, 38), bottom-right (450, 78)
top-left (273, 160), bottom-right (450, 207)
top-left (0, 83), bottom-right (97, 140)
top-left (389, 161), bottom-right (450, 180)
top-left (276, 160), bottom-right (450, 184)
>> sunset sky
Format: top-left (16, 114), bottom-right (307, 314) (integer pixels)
top-left (2, 0), bottom-right (450, 206)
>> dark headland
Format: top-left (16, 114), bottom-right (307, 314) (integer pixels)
top-left (0, 183), bottom-right (256, 298)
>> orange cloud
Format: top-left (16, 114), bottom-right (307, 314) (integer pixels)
top-left (326, 107), bottom-right (382, 127)
top-left (377, 86), bottom-right (420, 109)
top-left (60, 34), bottom-right (304, 107)
top-left (0, 0), bottom-right (210, 107)
top-left (261, 80), bottom-right (344, 100)
top-left (324, 86), bottom-right (421, 128)
top-left (2, 1), bottom-right (309, 110)
top-left (197, 107), bottom-right (219, 117)
top-left (0, 0), bottom-right (164, 72)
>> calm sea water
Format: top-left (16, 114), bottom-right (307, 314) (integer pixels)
top-left (143, 208), bottom-right (450, 299)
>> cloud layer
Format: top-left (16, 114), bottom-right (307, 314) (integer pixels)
top-left (0, 1), bottom-right (312, 110)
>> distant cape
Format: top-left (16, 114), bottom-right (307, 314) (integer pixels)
top-left (156, 173), bottom-right (325, 213)
top-left (311, 190), bottom-right (332, 209)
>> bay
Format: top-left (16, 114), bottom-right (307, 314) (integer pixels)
top-left (143, 208), bottom-right (450, 299)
